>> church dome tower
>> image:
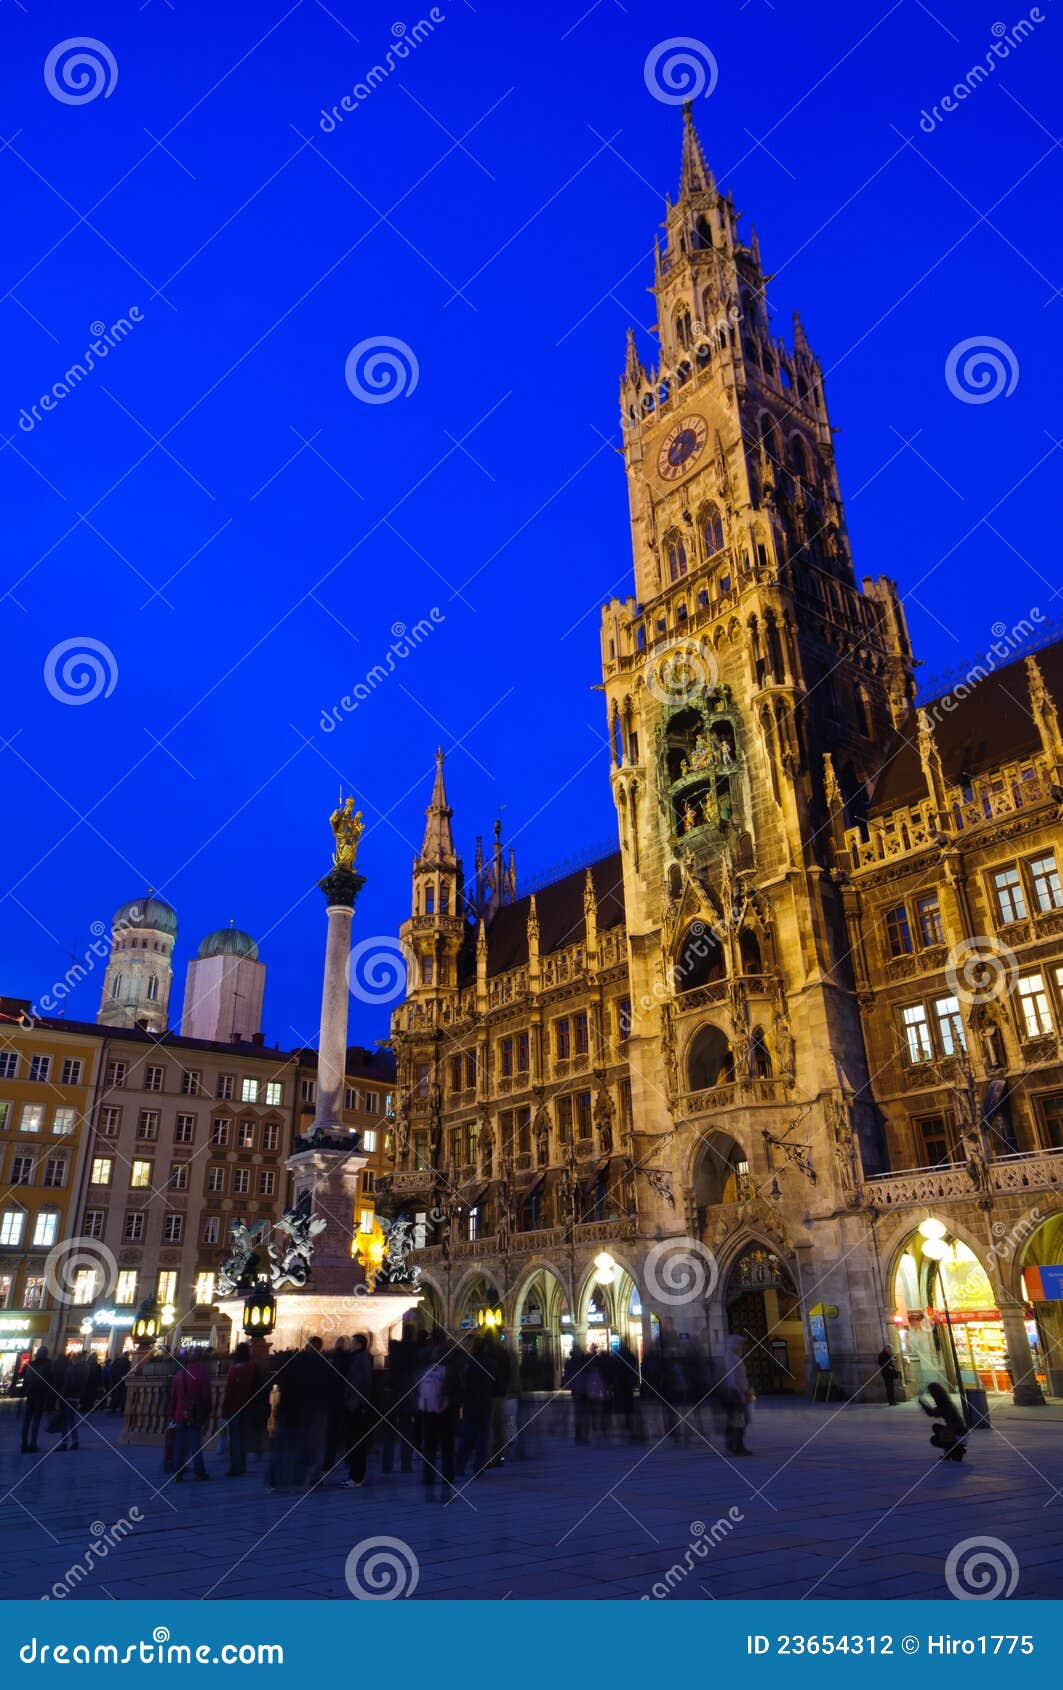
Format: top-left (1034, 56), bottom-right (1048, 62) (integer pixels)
top-left (97, 892), bottom-right (177, 1033)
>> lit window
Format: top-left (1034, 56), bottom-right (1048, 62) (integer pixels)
top-left (265, 1081), bottom-right (283, 1107)
top-left (19, 1104), bottom-right (44, 1133)
top-left (157, 1270), bottom-right (177, 1303)
top-left (241, 1078), bottom-right (259, 1103)
top-left (90, 1157), bottom-right (113, 1186)
top-left (934, 995), bottom-right (966, 1057)
top-left (885, 904), bottom-right (913, 957)
top-left (195, 1271), bottom-right (215, 1305)
top-left (30, 1210), bottom-right (58, 1248)
top-left (994, 866), bottom-right (1027, 924)
top-left (1030, 853), bottom-right (1063, 913)
top-left (146, 975), bottom-right (159, 1003)
top-left (72, 1267), bottom-right (101, 1305)
top-left (60, 1059), bottom-right (83, 1085)
top-left (115, 1270), bottom-right (138, 1305)
top-left (362, 1128), bottom-right (377, 1153)
top-left (1018, 973), bottom-right (1053, 1038)
top-left (902, 1004), bottom-right (933, 1064)
top-left (238, 1119), bottom-right (256, 1149)
top-left (358, 1209), bottom-right (374, 1233)
top-left (916, 894), bottom-right (944, 947)
top-left (0, 1210), bottom-right (25, 1247)
top-left (52, 1107), bottom-right (76, 1135)
top-left (130, 1160), bottom-right (153, 1189)
top-left (29, 1055), bottom-right (52, 1083)
top-left (110, 973), bottom-right (123, 999)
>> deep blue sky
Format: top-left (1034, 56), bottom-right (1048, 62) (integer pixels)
top-left (3, 0), bottom-right (1062, 1046)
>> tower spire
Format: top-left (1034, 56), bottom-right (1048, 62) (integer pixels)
top-left (420, 747), bottom-right (455, 862)
top-left (677, 101), bottom-right (714, 199)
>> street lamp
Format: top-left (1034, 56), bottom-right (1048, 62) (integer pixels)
top-left (919, 1232), bottom-right (971, 1425)
top-left (593, 1250), bottom-right (617, 1286)
top-left (476, 1306), bottom-right (503, 1331)
top-left (132, 1296), bottom-right (160, 1350)
top-left (242, 1280), bottom-right (277, 1339)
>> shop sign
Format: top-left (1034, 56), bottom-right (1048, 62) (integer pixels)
top-left (1025, 1264), bottom-right (1063, 1301)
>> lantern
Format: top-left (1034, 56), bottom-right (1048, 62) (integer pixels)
top-left (242, 1280), bottom-right (277, 1338)
top-left (132, 1296), bottom-right (160, 1347)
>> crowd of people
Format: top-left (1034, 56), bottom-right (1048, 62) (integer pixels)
top-left (16, 1328), bottom-right (760, 1490)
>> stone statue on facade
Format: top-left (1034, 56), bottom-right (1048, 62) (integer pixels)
top-left (267, 1203), bottom-right (327, 1290)
top-left (379, 1216), bottom-right (422, 1288)
top-left (217, 1220), bottom-right (267, 1296)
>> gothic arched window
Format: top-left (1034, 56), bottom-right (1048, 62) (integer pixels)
top-left (687, 1024), bottom-right (734, 1091)
top-left (666, 535), bottom-right (688, 581)
top-left (701, 504), bottom-right (724, 557)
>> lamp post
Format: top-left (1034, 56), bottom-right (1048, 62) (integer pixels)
top-left (919, 1231), bottom-right (970, 1426)
top-left (242, 1280), bottom-right (277, 1364)
top-left (132, 1296), bottom-right (160, 1352)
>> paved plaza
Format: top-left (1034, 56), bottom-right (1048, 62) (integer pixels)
top-left (1, 1398), bottom-right (1060, 1602)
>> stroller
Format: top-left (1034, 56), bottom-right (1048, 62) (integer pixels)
top-left (918, 1383), bottom-right (968, 1463)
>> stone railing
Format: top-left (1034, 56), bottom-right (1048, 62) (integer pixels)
top-left (122, 1355), bottom-right (230, 1447)
top-left (863, 1147), bottom-right (1063, 1210)
top-left (844, 758), bottom-right (1053, 872)
top-left (573, 1217), bottom-right (635, 1246)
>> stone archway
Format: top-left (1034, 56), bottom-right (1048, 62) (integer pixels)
top-left (723, 1240), bottom-right (806, 1395)
top-left (453, 1272), bottom-right (504, 1336)
top-left (1018, 1209), bottom-right (1063, 1395)
top-left (513, 1264), bottom-right (570, 1390)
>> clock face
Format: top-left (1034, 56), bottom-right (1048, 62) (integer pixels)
top-left (657, 413), bottom-right (708, 482)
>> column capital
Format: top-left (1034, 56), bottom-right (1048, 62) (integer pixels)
top-left (318, 867), bottom-right (365, 908)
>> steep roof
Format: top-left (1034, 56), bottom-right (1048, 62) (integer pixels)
top-left (869, 640), bottom-right (1063, 816)
top-left (473, 853), bottom-right (625, 978)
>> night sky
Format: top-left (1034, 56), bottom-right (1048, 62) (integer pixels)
top-left (3, 0), bottom-right (1062, 1046)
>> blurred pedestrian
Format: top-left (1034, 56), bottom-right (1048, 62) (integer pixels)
top-left (340, 1334), bottom-right (375, 1489)
top-left (877, 1345), bottom-right (901, 1405)
top-left (54, 1352), bottom-right (90, 1451)
top-left (455, 1336), bottom-right (494, 1480)
top-left (170, 1352), bottom-right (212, 1481)
top-left (417, 1334), bottom-right (458, 1501)
top-left (221, 1343), bottom-right (258, 1476)
top-left (20, 1346), bottom-right (54, 1453)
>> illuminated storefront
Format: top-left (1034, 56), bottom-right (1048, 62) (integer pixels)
top-left (893, 1228), bottom-right (1035, 1394)
top-left (0, 1313), bottom-right (52, 1388)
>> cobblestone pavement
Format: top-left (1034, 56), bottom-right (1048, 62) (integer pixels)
top-left (1, 1397), bottom-right (1060, 1601)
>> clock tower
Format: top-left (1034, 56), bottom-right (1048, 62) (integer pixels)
top-left (600, 107), bottom-right (916, 1375)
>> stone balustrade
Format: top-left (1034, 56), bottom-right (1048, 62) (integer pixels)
top-left (862, 1146), bottom-right (1063, 1210)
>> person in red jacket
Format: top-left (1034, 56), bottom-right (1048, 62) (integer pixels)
top-left (221, 1343), bottom-right (260, 1476)
top-left (169, 1354), bottom-right (213, 1482)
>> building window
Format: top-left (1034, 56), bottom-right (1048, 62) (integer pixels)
top-left (195, 1271), bottom-right (215, 1305)
top-left (163, 1215), bottom-right (183, 1244)
top-left (144, 1065), bottom-right (164, 1093)
top-left (555, 1018), bottom-right (571, 1060)
top-left (237, 1120), bottom-right (256, 1149)
top-left (84, 1210), bottom-right (104, 1239)
top-left (933, 995), bottom-right (966, 1057)
top-left (23, 1275), bottom-right (46, 1308)
top-left (146, 974), bottom-right (159, 1003)
top-left (0, 1052), bottom-right (19, 1080)
top-left (71, 1268), bottom-right (98, 1304)
top-left (556, 1095), bottom-right (573, 1143)
top-left (130, 1160), bottom-right (153, 1189)
top-left (241, 1078), bottom-right (259, 1103)
top-left (175, 1114), bottom-right (196, 1144)
top-left (915, 893), bottom-right (944, 947)
top-left (0, 1102), bottom-right (8, 1132)
top-left (574, 1013), bottom-right (589, 1055)
top-left (301, 1079), bottom-right (316, 1105)
top-left (901, 1003), bottom-right (933, 1064)
top-left (99, 1107), bottom-right (121, 1137)
top-left (464, 1054), bottom-right (476, 1089)
top-left (211, 1118), bottom-right (231, 1147)
top-left (362, 1128), bottom-right (377, 1154)
top-left (90, 1157), bottom-right (113, 1186)
top-left (915, 1115), bottom-right (953, 1166)
top-left (202, 1217), bottom-right (220, 1246)
top-left (994, 866), bottom-right (1027, 924)
top-left (365, 1090), bottom-right (380, 1114)
top-left (123, 1212), bottom-right (145, 1242)
top-left (362, 1170), bottom-right (375, 1195)
top-left (616, 998), bottom-right (632, 1046)
top-left (232, 1169), bottom-right (250, 1195)
top-left (207, 1167), bottom-right (226, 1193)
top-left (157, 1269), bottom-right (177, 1304)
top-left (60, 1058), bottom-right (84, 1085)
top-left (105, 1060), bottom-right (126, 1088)
top-left (19, 1103), bottom-right (44, 1133)
top-left (1030, 852), bottom-right (1063, 912)
top-left (421, 957), bottom-right (434, 986)
top-left (42, 1157), bottom-right (67, 1188)
top-left (500, 1038), bottom-right (513, 1079)
top-left (885, 904), bottom-right (913, 957)
top-left (265, 1081), bottom-right (283, 1107)
top-left (0, 1209), bottom-right (25, 1247)
top-left (263, 1121), bottom-right (280, 1152)
top-left (168, 1162), bottom-right (189, 1192)
top-left (11, 1155), bottom-right (34, 1186)
top-left (216, 1074), bottom-right (235, 1101)
top-left (137, 1110), bottom-right (159, 1141)
top-left (52, 1107), bottom-right (76, 1135)
top-left (115, 1270), bottom-right (138, 1304)
top-left (576, 1090), bottom-right (593, 1137)
top-left (258, 1169), bottom-right (276, 1197)
top-left (181, 1070), bottom-right (201, 1096)
top-left (345, 1085), bottom-right (358, 1111)
top-left (29, 1055), bottom-right (52, 1083)
top-left (1018, 972), bottom-right (1053, 1038)
top-left (110, 974), bottom-right (122, 999)
top-left (31, 1211), bottom-right (58, 1248)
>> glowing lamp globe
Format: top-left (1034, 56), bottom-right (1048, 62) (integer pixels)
top-left (918, 1217), bottom-right (947, 1241)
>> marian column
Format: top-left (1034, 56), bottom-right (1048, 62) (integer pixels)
top-left (312, 794), bottom-right (366, 1134)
